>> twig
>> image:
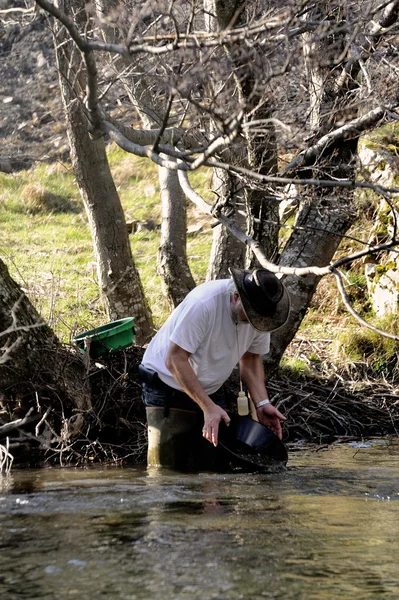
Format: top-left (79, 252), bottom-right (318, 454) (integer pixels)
top-left (0, 410), bottom-right (40, 436)
top-left (333, 268), bottom-right (399, 340)
top-left (0, 438), bottom-right (13, 474)
top-left (35, 407), bottom-right (52, 438)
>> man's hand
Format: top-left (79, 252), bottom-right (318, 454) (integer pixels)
top-left (257, 403), bottom-right (286, 439)
top-left (202, 405), bottom-right (231, 447)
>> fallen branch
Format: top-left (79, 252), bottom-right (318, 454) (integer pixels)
top-left (333, 268), bottom-right (399, 341)
top-left (0, 410), bottom-right (41, 437)
top-left (0, 438), bottom-right (13, 474)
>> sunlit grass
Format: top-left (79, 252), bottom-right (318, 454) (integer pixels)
top-left (1, 147), bottom-right (214, 341)
top-left (3, 143), bottom-right (392, 376)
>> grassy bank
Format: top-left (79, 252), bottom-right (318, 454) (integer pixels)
top-left (1, 145), bottom-right (398, 379)
top-left (0, 146), bottom-right (213, 342)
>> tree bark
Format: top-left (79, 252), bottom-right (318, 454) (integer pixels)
top-left (204, 0), bottom-right (279, 275)
top-left (204, 0), bottom-right (251, 276)
top-left (265, 193), bottom-right (355, 372)
top-left (0, 258), bottom-right (56, 396)
top-left (54, 0), bottom-right (154, 344)
top-left (265, 1), bottom-right (358, 373)
top-left (94, 0), bottom-right (195, 309)
top-left (157, 165), bottom-right (196, 307)
top-left (0, 258), bottom-right (92, 446)
top-left (206, 167), bottom-right (246, 279)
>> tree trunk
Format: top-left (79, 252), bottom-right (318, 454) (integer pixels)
top-left (265, 192), bottom-right (355, 372)
top-left (95, 0), bottom-right (195, 308)
top-left (54, 0), bottom-right (154, 344)
top-left (204, 0), bottom-right (251, 276)
top-left (206, 167), bottom-right (246, 279)
top-left (265, 1), bottom-right (358, 373)
top-left (205, 0), bottom-right (279, 275)
top-left (0, 258), bottom-right (56, 396)
top-left (157, 165), bottom-right (196, 307)
top-left (0, 258), bottom-right (92, 450)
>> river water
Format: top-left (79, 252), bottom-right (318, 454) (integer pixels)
top-left (1, 441), bottom-right (399, 600)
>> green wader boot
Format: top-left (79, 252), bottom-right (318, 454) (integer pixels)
top-left (146, 407), bottom-right (198, 470)
top-left (146, 407), bottom-right (231, 471)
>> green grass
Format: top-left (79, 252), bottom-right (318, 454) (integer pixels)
top-left (336, 316), bottom-right (399, 377)
top-left (2, 143), bottom-right (398, 379)
top-left (1, 146), bottom-right (213, 341)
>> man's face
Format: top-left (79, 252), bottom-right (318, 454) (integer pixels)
top-left (231, 292), bottom-right (249, 323)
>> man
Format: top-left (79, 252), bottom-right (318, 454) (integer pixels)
top-left (139, 267), bottom-right (290, 469)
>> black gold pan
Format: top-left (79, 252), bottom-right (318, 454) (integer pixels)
top-left (219, 414), bottom-right (288, 470)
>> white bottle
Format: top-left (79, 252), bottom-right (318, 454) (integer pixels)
top-left (237, 390), bottom-right (249, 416)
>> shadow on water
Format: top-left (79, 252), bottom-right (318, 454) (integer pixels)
top-left (1, 441), bottom-right (399, 600)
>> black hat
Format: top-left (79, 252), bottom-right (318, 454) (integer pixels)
top-left (229, 268), bottom-right (290, 332)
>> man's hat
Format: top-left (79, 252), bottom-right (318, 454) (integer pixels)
top-left (229, 268), bottom-right (290, 332)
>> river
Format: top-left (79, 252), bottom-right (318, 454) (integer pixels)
top-left (1, 440), bottom-right (399, 600)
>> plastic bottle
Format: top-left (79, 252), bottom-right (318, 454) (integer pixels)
top-left (237, 390), bottom-right (249, 416)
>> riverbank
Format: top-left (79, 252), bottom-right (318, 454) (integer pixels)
top-left (2, 343), bottom-right (398, 471)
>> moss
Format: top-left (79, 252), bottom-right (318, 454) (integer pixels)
top-left (375, 261), bottom-right (397, 275)
top-left (278, 357), bottom-right (313, 379)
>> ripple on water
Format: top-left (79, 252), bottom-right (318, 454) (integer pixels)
top-left (1, 443), bottom-right (399, 599)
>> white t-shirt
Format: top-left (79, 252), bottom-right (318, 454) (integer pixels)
top-left (142, 279), bottom-right (270, 394)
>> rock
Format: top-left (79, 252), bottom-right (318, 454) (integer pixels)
top-left (36, 51), bottom-right (47, 69)
top-left (359, 135), bottom-right (399, 316)
top-left (358, 142), bottom-right (399, 188)
top-left (0, 156), bottom-right (33, 173)
top-left (365, 263), bottom-right (399, 317)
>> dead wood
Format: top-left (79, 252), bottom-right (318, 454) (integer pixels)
top-left (1, 341), bottom-right (398, 467)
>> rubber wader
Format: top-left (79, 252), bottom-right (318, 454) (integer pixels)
top-left (146, 407), bottom-right (230, 471)
top-left (146, 407), bottom-right (198, 469)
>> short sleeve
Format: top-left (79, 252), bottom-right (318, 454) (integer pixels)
top-left (169, 299), bottom-right (211, 354)
top-left (247, 332), bottom-right (270, 355)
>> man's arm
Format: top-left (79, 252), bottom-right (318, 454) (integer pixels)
top-left (165, 342), bottom-right (230, 446)
top-left (240, 351), bottom-right (286, 439)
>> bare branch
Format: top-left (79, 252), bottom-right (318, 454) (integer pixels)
top-left (332, 240), bottom-right (399, 269)
top-left (36, 0), bottom-right (89, 52)
top-left (177, 169), bottom-right (330, 277)
top-left (103, 121), bottom-right (190, 169)
top-left (0, 7), bottom-right (34, 14)
top-left (0, 337), bottom-right (23, 366)
top-left (179, 170), bottom-right (399, 280)
top-left (333, 269), bottom-right (399, 341)
top-left (0, 410), bottom-right (41, 436)
top-left (152, 93), bottom-right (174, 154)
top-left (186, 111), bottom-right (243, 170)
top-left (0, 294), bottom-right (45, 340)
top-left (283, 106), bottom-right (392, 173)
top-left (0, 438), bottom-right (13, 474)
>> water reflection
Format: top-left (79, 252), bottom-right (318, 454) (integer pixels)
top-left (1, 442), bottom-right (399, 599)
